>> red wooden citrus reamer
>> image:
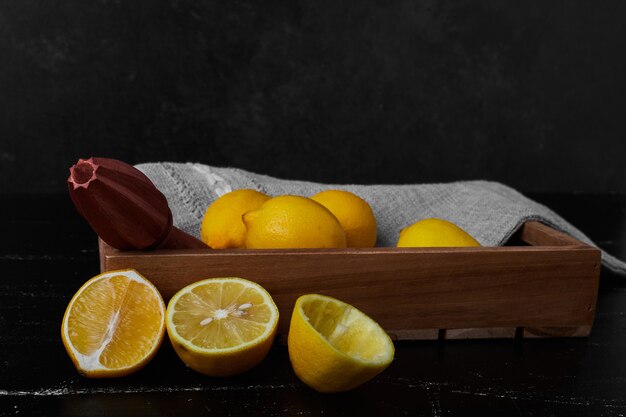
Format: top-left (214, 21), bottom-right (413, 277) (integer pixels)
top-left (68, 157), bottom-right (207, 250)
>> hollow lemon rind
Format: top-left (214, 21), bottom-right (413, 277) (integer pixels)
top-left (288, 294), bottom-right (395, 393)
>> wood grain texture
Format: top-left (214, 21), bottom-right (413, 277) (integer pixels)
top-left (99, 222), bottom-right (601, 340)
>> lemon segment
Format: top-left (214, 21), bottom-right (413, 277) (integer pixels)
top-left (311, 190), bottom-right (377, 248)
top-left (200, 189), bottom-right (270, 249)
top-left (396, 218), bottom-right (480, 247)
top-left (61, 269), bottom-right (166, 378)
top-left (166, 277), bottom-right (279, 377)
top-left (288, 294), bottom-right (394, 393)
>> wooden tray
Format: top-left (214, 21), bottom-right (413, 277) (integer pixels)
top-left (99, 221), bottom-right (601, 341)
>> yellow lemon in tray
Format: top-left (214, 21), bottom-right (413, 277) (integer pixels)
top-left (61, 269), bottom-right (166, 378)
top-left (166, 277), bottom-right (279, 377)
top-left (200, 189), bottom-right (270, 249)
top-left (396, 218), bottom-right (480, 247)
top-left (242, 195), bottom-right (347, 249)
top-left (288, 294), bottom-right (395, 393)
top-left (311, 190), bottom-right (377, 248)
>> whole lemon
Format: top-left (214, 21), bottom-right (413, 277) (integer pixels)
top-left (243, 195), bottom-right (347, 249)
top-left (311, 190), bottom-right (377, 248)
top-left (201, 189), bottom-right (270, 249)
top-left (396, 218), bottom-right (480, 247)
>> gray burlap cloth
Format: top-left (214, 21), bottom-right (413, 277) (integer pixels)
top-left (136, 162), bottom-right (626, 274)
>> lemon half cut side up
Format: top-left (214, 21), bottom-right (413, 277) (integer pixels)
top-left (166, 277), bottom-right (279, 377)
top-left (61, 269), bottom-right (166, 378)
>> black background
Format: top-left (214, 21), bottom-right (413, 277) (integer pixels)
top-left (1, 0), bottom-right (625, 194)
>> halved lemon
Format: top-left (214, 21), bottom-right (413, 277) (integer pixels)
top-left (61, 269), bottom-right (166, 378)
top-left (166, 277), bottom-right (279, 377)
top-left (288, 294), bottom-right (395, 393)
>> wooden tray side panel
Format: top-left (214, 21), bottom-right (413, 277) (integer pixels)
top-left (101, 243), bottom-right (600, 339)
top-left (519, 221), bottom-right (589, 247)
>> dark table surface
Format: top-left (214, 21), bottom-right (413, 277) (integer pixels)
top-left (1, 193), bottom-right (626, 417)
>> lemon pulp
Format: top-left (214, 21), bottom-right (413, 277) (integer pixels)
top-left (166, 277), bottom-right (279, 376)
top-left (61, 269), bottom-right (165, 378)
